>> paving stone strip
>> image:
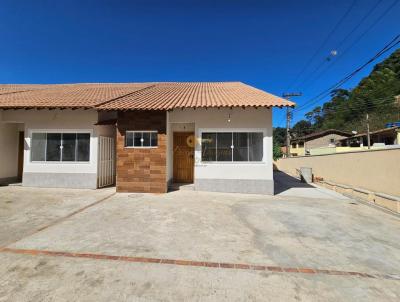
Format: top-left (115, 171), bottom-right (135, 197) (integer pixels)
top-left (1, 247), bottom-right (399, 281)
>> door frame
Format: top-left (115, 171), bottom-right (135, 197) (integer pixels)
top-left (173, 131), bottom-right (195, 183)
top-left (17, 131), bottom-right (24, 181)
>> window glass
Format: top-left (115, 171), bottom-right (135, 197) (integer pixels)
top-left (126, 131), bottom-right (158, 148)
top-left (77, 133), bottom-right (90, 161)
top-left (142, 132), bottom-right (151, 147)
top-left (151, 132), bottom-right (158, 147)
top-left (46, 133), bottom-right (61, 161)
top-left (233, 133), bottom-right (248, 161)
top-left (31, 133), bottom-right (46, 161)
top-left (249, 133), bottom-right (263, 161)
top-left (201, 133), bottom-right (216, 161)
top-left (125, 132), bottom-right (133, 147)
top-left (31, 132), bottom-right (90, 162)
top-left (201, 132), bottom-right (263, 162)
top-left (62, 133), bottom-right (76, 161)
top-left (216, 133), bottom-right (232, 161)
top-left (134, 132), bottom-right (142, 147)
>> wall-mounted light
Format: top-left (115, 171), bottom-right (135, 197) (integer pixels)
top-left (228, 113), bottom-right (231, 123)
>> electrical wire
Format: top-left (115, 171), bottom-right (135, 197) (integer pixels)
top-left (293, 34), bottom-right (400, 113)
top-left (286, 0), bottom-right (357, 91)
top-left (298, 0), bottom-right (399, 93)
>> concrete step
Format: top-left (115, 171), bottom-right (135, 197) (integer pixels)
top-left (169, 183), bottom-right (194, 191)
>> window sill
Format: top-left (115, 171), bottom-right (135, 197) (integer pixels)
top-left (30, 161), bottom-right (91, 164)
top-left (197, 161), bottom-right (266, 165)
top-left (124, 146), bottom-right (158, 149)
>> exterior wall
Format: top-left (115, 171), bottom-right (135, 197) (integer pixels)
top-left (1, 109), bottom-right (104, 189)
top-left (290, 146), bottom-right (305, 156)
top-left (291, 133), bottom-right (350, 156)
top-left (168, 108), bottom-right (273, 194)
top-left (305, 133), bottom-right (349, 149)
top-left (277, 147), bottom-right (400, 197)
top-left (291, 133), bottom-right (351, 156)
top-left (0, 111), bottom-right (20, 183)
top-left (292, 145), bottom-right (393, 156)
top-left (116, 111), bottom-right (167, 193)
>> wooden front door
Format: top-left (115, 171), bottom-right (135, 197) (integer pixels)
top-left (17, 131), bottom-right (24, 181)
top-left (173, 132), bottom-right (194, 183)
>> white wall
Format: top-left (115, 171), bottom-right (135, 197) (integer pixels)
top-left (0, 110), bottom-right (19, 180)
top-left (1, 110), bottom-right (115, 189)
top-left (167, 108), bottom-right (273, 183)
top-left (2, 109), bottom-right (99, 174)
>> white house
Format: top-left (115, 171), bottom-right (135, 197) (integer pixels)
top-left (0, 82), bottom-right (294, 194)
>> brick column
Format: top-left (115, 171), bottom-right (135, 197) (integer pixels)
top-left (116, 110), bottom-right (167, 193)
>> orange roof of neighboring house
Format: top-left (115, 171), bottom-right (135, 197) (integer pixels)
top-left (0, 82), bottom-right (294, 110)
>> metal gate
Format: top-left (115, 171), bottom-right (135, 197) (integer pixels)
top-left (97, 136), bottom-right (116, 188)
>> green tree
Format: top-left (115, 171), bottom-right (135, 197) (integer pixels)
top-left (291, 120), bottom-right (313, 138)
top-left (273, 141), bottom-right (282, 160)
top-left (273, 127), bottom-right (286, 146)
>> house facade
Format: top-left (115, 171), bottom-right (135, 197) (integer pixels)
top-left (339, 126), bottom-right (400, 148)
top-left (0, 82), bottom-right (294, 194)
top-left (290, 129), bottom-right (352, 156)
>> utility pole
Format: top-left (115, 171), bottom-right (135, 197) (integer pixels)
top-left (366, 113), bottom-right (371, 149)
top-left (286, 107), bottom-right (291, 157)
top-left (283, 93), bottom-right (302, 157)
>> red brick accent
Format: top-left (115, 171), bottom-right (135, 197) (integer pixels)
top-left (116, 111), bottom-right (167, 193)
top-left (1, 247), bottom-right (395, 280)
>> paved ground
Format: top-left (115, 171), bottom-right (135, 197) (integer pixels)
top-left (0, 178), bottom-right (399, 301)
top-left (0, 186), bottom-right (115, 247)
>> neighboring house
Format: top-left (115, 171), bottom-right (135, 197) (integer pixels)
top-left (290, 129), bottom-right (352, 156)
top-left (0, 82), bottom-right (294, 194)
top-left (339, 126), bottom-right (400, 148)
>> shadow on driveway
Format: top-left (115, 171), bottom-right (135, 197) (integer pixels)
top-left (274, 170), bottom-right (313, 194)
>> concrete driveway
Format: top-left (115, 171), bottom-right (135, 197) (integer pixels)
top-left (0, 183), bottom-right (399, 301)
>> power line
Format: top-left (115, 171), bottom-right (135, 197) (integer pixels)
top-left (276, 34), bottom-right (399, 128)
top-left (336, 0), bottom-right (383, 52)
top-left (288, 99), bottom-right (398, 131)
top-left (294, 98), bottom-right (397, 119)
top-left (275, 95), bottom-right (396, 127)
top-left (293, 34), bottom-right (400, 113)
top-left (298, 0), bottom-right (399, 93)
top-left (338, 0), bottom-right (399, 59)
top-left (286, 0), bottom-right (357, 91)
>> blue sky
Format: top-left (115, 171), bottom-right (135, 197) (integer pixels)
top-left (0, 0), bottom-right (399, 127)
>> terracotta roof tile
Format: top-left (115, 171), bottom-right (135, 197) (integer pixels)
top-left (0, 84), bottom-right (54, 95)
top-left (0, 82), bottom-right (294, 110)
top-left (0, 83), bottom-right (153, 109)
top-left (98, 82), bottom-right (294, 110)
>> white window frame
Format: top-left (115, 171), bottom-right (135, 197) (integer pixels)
top-left (29, 129), bottom-right (92, 164)
top-left (199, 129), bottom-right (265, 163)
top-left (125, 130), bottom-right (158, 148)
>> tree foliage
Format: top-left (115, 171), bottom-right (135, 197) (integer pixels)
top-left (273, 141), bottom-right (282, 160)
top-left (273, 127), bottom-right (286, 147)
